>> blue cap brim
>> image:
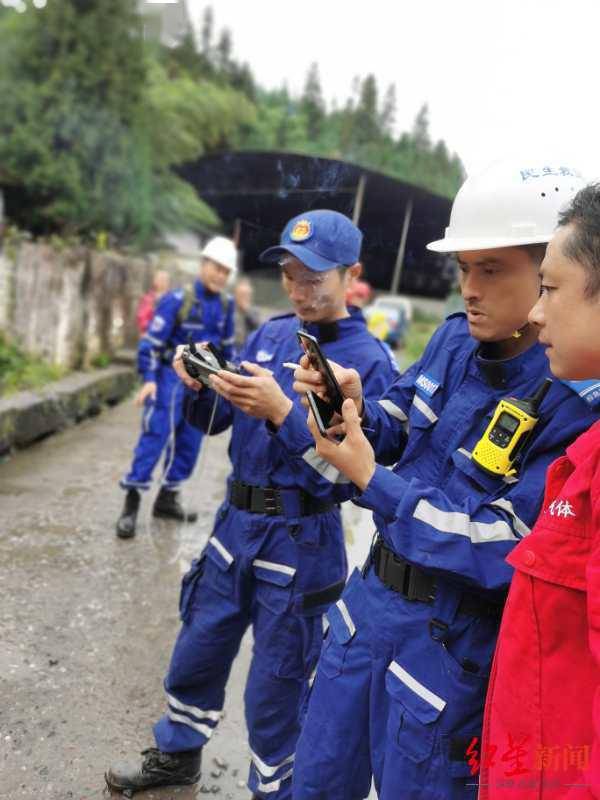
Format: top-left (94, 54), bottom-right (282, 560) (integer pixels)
top-left (259, 244), bottom-right (338, 272)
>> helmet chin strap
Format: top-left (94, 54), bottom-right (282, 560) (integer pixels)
top-left (512, 322), bottom-right (530, 339)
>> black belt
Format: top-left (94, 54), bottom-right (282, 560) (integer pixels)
top-left (372, 539), bottom-right (504, 621)
top-left (229, 480), bottom-right (334, 517)
top-left (302, 580), bottom-right (345, 611)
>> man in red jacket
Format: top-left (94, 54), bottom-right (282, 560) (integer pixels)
top-left (481, 183), bottom-right (600, 799)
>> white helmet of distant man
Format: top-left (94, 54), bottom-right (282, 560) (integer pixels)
top-left (201, 236), bottom-right (238, 276)
top-left (428, 159), bottom-right (586, 252)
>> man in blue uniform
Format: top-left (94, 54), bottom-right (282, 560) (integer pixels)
top-left (115, 236), bottom-right (237, 539)
top-left (105, 210), bottom-right (399, 797)
top-left (284, 163), bottom-right (600, 799)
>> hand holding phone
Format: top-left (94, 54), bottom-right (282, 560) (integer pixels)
top-left (180, 342), bottom-right (239, 388)
top-left (296, 330), bottom-right (345, 413)
top-left (305, 389), bottom-right (344, 442)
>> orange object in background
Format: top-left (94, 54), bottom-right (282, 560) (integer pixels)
top-left (345, 279), bottom-right (372, 308)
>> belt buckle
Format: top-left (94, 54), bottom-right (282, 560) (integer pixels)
top-left (234, 482), bottom-right (251, 509)
top-left (404, 562), bottom-right (436, 603)
top-left (263, 488), bottom-right (282, 515)
top-left (403, 563), bottom-right (420, 601)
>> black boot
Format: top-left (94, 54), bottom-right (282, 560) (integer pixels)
top-left (115, 489), bottom-right (141, 539)
top-left (152, 488), bottom-right (198, 522)
top-left (105, 747), bottom-right (202, 794)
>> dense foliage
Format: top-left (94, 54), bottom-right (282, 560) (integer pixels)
top-left (0, 1), bottom-right (254, 245)
top-left (0, 1), bottom-right (464, 246)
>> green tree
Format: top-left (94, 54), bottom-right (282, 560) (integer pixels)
top-left (201, 6), bottom-right (214, 57)
top-left (301, 62), bottom-right (325, 141)
top-left (0, 0), bottom-right (255, 243)
top-left (412, 102), bottom-right (431, 152)
top-left (352, 74), bottom-right (381, 149)
top-left (380, 84), bottom-right (397, 136)
top-left (215, 28), bottom-right (232, 73)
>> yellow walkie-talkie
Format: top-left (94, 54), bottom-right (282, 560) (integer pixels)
top-left (472, 378), bottom-right (552, 477)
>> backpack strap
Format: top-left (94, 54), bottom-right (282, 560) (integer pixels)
top-left (176, 286), bottom-right (197, 326)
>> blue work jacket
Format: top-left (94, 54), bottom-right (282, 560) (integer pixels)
top-left (275, 313), bottom-right (600, 594)
top-left (184, 309), bottom-right (399, 491)
top-left (138, 279), bottom-right (234, 383)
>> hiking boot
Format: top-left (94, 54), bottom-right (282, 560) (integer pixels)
top-left (105, 746), bottom-right (202, 794)
top-left (115, 489), bottom-right (141, 539)
top-left (152, 488), bottom-right (198, 523)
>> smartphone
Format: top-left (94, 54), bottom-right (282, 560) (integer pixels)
top-left (306, 389), bottom-right (343, 442)
top-left (181, 342), bottom-right (238, 387)
top-left (296, 330), bottom-right (345, 413)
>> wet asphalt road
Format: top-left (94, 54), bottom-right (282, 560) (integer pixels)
top-left (0, 395), bottom-right (375, 800)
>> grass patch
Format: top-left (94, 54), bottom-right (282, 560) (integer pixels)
top-left (0, 334), bottom-right (68, 396)
top-left (398, 316), bottom-right (441, 370)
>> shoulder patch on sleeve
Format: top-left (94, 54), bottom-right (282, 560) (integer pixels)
top-left (150, 315), bottom-right (166, 333)
top-left (562, 379), bottom-right (600, 408)
top-left (414, 372), bottom-right (440, 397)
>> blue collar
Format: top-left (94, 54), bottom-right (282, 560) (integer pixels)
top-left (302, 308), bottom-right (366, 343)
top-left (194, 279), bottom-right (220, 300)
top-left (474, 341), bottom-right (548, 389)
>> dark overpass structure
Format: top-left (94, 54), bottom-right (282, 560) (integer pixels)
top-left (179, 151), bottom-right (456, 298)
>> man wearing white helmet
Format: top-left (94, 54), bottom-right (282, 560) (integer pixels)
top-left (287, 162), bottom-right (600, 799)
top-left (115, 236), bottom-right (237, 539)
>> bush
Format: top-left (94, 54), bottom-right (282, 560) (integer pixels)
top-left (0, 334), bottom-right (67, 396)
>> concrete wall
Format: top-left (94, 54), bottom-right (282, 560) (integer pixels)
top-left (0, 242), bottom-right (189, 369)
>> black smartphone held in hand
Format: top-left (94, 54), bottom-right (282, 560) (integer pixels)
top-left (306, 389), bottom-right (343, 443)
top-left (296, 330), bottom-right (345, 413)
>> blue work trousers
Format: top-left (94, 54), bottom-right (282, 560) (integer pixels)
top-left (121, 368), bottom-right (203, 491)
top-left (154, 502), bottom-right (347, 799)
top-left (293, 566), bottom-right (498, 800)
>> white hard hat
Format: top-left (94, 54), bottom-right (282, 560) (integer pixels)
top-left (200, 236), bottom-right (238, 273)
top-left (427, 159), bottom-right (586, 253)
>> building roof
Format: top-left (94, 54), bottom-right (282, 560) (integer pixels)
top-left (178, 150), bottom-right (455, 296)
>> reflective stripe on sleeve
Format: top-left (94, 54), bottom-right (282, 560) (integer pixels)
top-left (413, 499), bottom-right (519, 543)
top-left (302, 448), bottom-right (350, 484)
top-left (143, 333), bottom-right (165, 347)
top-left (412, 394), bottom-right (438, 423)
top-left (490, 498), bottom-right (531, 538)
top-left (377, 398), bottom-right (408, 424)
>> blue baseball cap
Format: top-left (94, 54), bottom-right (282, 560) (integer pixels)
top-left (259, 209), bottom-right (362, 272)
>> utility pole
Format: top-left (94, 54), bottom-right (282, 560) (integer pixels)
top-left (352, 173), bottom-right (367, 226)
top-left (390, 197), bottom-right (413, 294)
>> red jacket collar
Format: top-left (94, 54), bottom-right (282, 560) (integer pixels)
top-left (565, 419), bottom-right (600, 466)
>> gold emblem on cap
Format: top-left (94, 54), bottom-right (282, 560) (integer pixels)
top-left (290, 219), bottom-right (312, 241)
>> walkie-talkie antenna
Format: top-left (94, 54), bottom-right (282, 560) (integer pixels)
top-left (530, 378), bottom-right (552, 414)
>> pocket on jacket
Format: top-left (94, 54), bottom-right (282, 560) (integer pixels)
top-left (385, 661), bottom-right (445, 763)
